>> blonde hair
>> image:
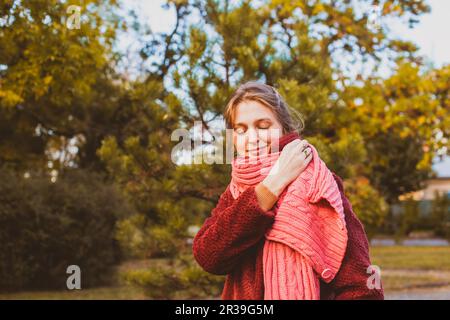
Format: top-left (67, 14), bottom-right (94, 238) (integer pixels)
top-left (224, 81), bottom-right (305, 134)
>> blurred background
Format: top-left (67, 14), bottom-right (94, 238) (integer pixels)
top-left (0, 0), bottom-right (449, 300)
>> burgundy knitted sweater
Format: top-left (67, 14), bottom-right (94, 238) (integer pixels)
top-left (192, 134), bottom-right (384, 300)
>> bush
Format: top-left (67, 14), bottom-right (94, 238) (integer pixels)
top-left (342, 176), bottom-right (389, 240)
top-left (394, 196), bottom-right (420, 239)
top-left (115, 213), bottom-right (186, 259)
top-left (0, 167), bottom-right (133, 291)
top-left (121, 253), bottom-right (224, 299)
top-left (430, 191), bottom-right (450, 239)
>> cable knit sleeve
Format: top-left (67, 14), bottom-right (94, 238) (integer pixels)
top-left (192, 185), bottom-right (276, 275)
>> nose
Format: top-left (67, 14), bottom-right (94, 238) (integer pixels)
top-left (247, 128), bottom-right (259, 147)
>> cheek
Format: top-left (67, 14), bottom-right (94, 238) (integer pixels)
top-left (233, 134), bottom-right (247, 152)
top-left (258, 128), bottom-right (280, 145)
top-left (267, 128), bottom-right (283, 144)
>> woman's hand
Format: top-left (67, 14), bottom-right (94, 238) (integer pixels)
top-left (262, 139), bottom-right (313, 197)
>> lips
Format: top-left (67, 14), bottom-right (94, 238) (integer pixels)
top-left (246, 146), bottom-right (268, 152)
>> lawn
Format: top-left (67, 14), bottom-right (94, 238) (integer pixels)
top-left (370, 246), bottom-right (450, 291)
top-left (1, 246), bottom-right (450, 299)
top-left (370, 246), bottom-right (450, 270)
top-left (0, 286), bottom-right (145, 300)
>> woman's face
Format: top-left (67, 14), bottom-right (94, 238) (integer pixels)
top-left (232, 100), bottom-right (284, 158)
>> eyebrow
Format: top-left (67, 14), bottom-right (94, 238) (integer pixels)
top-left (234, 118), bottom-right (273, 127)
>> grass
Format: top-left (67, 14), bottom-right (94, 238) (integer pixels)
top-left (370, 246), bottom-right (450, 291)
top-left (370, 246), bottom-right (450, 270)
top-left (381, 271), bottom-right (450, 291)
top-left (0, 285), bottom-right (145, 300)
top-left (2, 246), bottom-right (450, 299)
top-left (0, 259), bottom-right (165, 300)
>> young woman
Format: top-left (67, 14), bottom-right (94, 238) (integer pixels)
top-left (192, 81), bottom-right (384, 300)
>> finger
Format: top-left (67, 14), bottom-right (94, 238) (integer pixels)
top-left (286, 139), bottom-right (301, 149)
top-left (291, 140), bottom-right (308, 153)
top-left (300, 146), bottom-right (312, 155)
top-left (303, 139), bottom-right (310, 147)
top-left (299, 148), bottom-right (309, 159)
top-left (303, 148), bottom-right (313, 159)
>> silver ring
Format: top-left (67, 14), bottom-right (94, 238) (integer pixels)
top-left (303, 148), bottom-right (309, 157)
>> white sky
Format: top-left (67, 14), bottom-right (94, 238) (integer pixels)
top-left (387, 0), bottom-right (450, 68)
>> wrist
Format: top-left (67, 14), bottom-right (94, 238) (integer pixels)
top-left (255, 182), bottom-right (278, 212)
top-left (262, 175), bottom-right (286, 197)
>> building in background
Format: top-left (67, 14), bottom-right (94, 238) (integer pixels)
top-left (394, 156), bottom-right (450, 219)
top-left (399, 155), bottom-right (450, 202)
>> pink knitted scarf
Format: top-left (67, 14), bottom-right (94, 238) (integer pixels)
top-left (229, 133), bottom-right (348, 300)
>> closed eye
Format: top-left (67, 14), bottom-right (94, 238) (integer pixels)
top-left (258, 120), bottom-right (272, 129)
top-left (234, 126), bottom-right (245, 134)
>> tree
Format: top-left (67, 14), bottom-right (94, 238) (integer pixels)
top-left (0, 0), bottom-right (123, 171)
top-left (341, 63), bottom-right (450, 204)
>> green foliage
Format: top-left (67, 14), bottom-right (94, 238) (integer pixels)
top-left (0, 166), bottom-right (133, 291)
top-left (343, 176), bottom-right (389, 240)
top-left (395, 196), bottom-right (421, 240)
top-left (385, 192), bottom-right (449, 240)
top-left (115, 213), bottom-right (187, 259)
top-left (115, 214), bottom-right (152, 259)
top-left (430, 191), bottom-right (450, 239)
top-left (343, 64), bottom-right (450, 203)
top-left (0, 0), bottom-right (123, 170)
top-left (121, 254), bottom-right (224, 299)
